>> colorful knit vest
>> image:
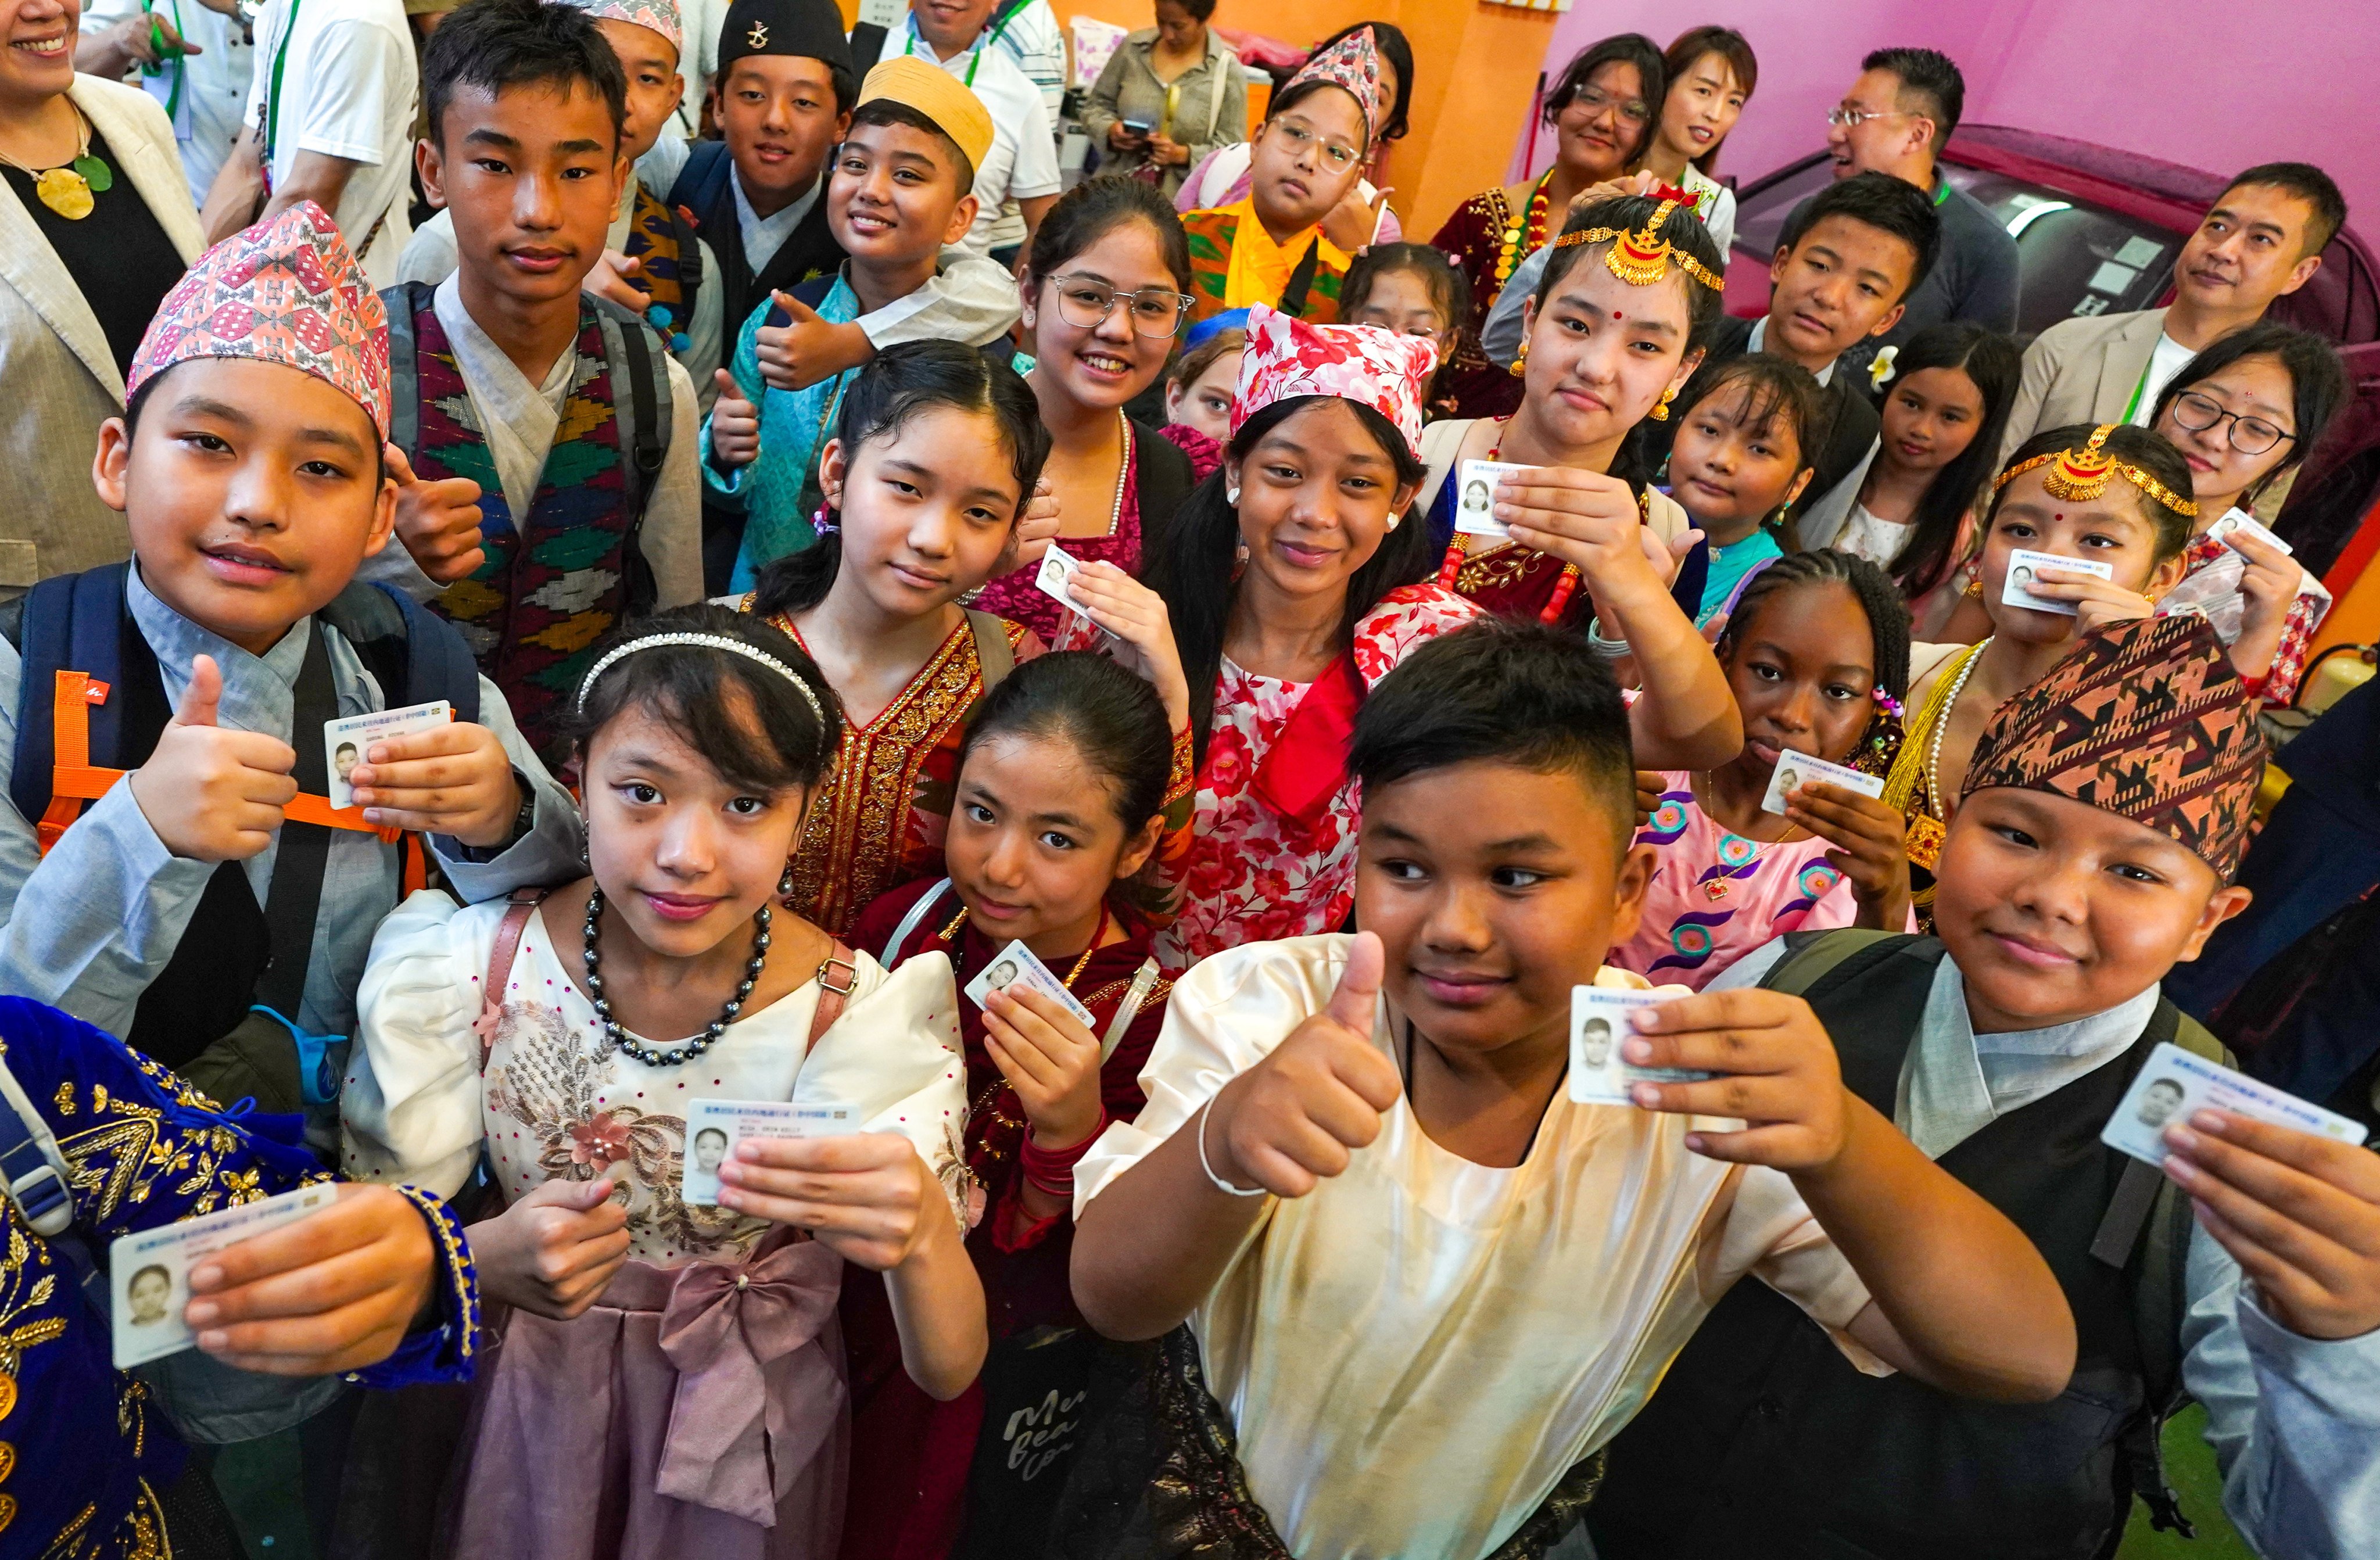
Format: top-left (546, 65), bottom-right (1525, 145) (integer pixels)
top-left (405, 296), bottom-right (635, 755)
top-left (1181, 207), bottom-right (1345, 323)
top-left (622, 184), bottom-right (697, 352)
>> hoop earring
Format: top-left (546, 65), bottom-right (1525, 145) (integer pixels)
top-left (1648, 383), bottom-right (1679, 421)
top-left (1508, 335), bottom-right (1529, 379)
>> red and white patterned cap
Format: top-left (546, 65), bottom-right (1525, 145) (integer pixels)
top-left (1285, 24), bottom-right (1384, 142)
top-left (129, 202), bottom-right (389, 438)
top-left (560, 0), bottom-right (682, 56)
top-left (1231, 302), bottom-right (1436, 457)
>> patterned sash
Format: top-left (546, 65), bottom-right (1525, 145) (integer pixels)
top-left (622, 184), bottom-right (696, 351)
top-left (405, 296), bottom-right (633, 754)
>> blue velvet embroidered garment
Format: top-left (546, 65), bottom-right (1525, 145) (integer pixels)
top-left (0, 997), bottom-right (478, 1559)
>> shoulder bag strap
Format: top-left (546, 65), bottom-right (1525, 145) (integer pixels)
top-left (879, 878), bottom-right (954, 967)
top-left (1202, 47), bottom-right (1230, 142)
top-left (809, 939), bottom-right (858, 1047)
top-left (966, 609), bottom-right (1016, 695)
top-left (250, 623), bottom-right (340, 1017)
top-left (0, 1051), bottom-right (105, 1317)
top-left (477, 887), bottom-right (550, 1070)
top-left (1415, 417), bottom-right (1474, 515)
top-left (1101, 957), bottom-right (1163, 1063)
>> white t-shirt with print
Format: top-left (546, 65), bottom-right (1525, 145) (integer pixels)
top-left (243, 0), bottom-right (415, 286)
top-left (885, 14), bottom-right (1062, 254)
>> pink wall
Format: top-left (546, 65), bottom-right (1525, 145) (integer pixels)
top-left (1513, 1), bottom-right (2380, 246)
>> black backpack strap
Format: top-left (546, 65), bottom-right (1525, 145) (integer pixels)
top-left (381, 280), bottom-right (437, 457)
top-left (848, 20), bottom-right (888, 76)
top-left (668, 195), bottom-right (705, 309)
top-left (1280, 238), bottom-right (1322, 318)
top-left (250, 625), bottom-right (339, 1017)
top-left (318, 580), bottom-right (483, 723)
top-left (588, 303), bottom-right (669, 617)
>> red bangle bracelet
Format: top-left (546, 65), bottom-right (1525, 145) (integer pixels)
top-left (1019, 1112), bottom-right (1107, 1195)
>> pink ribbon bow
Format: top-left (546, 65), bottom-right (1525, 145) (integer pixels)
top-left (652, 1234), bottom-right (847, 1525)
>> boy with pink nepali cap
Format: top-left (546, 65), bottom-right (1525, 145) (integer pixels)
top-left (0, 198), bottom-right (581, 1117)
top-left (0, 199), bottom-right (527, 1560)
top-left (1178, 27), bottom-right (1389, 325)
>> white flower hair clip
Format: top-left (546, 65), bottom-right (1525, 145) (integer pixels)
top-left (1868, 345), bottom-right (1901, 394)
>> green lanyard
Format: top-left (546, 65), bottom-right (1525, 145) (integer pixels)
top-left (2120, 356), bottom-right (2156, 425)
top-left (139, 0), bottom-right (188, 121)
top-left (262, 0), bottom-right (303, 164)
top-left (904, 0), bottom-right (1023, 88)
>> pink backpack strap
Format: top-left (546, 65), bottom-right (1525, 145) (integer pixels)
top-left (474, 887), bottom-right (551, 1071)
top-left (809, 940), bottom-right (858, 1048)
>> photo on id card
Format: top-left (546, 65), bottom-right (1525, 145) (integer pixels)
top-left (682, 1098), bottom-right (864, 1207)
top-left (1454, 459), bottom-right (1532, 538)
top-left (2001, 548), bottom-right (2113, 615)
top-left (1569, 987), bottom-right (1711, 1106)
top-left (1036, 544), bottom-right (1085, 616)
top-left (2099, 1041), bottom-right (2368, 1168)
top-left (325, 700), bottom-right (453, 808)
top-left (112, 1181), bottom-right (340, 1369)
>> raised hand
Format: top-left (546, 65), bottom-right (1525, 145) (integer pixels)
top-left (2162, 1109), bottom-right (2380, 1340)
top-left (1205, 931), bottom-right (1402, 1197)
top-left (386, 445), bottom-right (486, 584)
top-left (347, 720), bottom-right (523, 846)
top-left (1321, 183), bottom-right (1395, 254)
top-left (1499, 468), bottom-right (1672, 607)
top-left (1619, 987), bottom-right (1852, 1170)
top-left (465, 1174), bottom-right (631, 1319)
top-left (1785, 780), bottom-right (1913, 931)
top-left (1062, 561), bottom-right (1192, 729)
top-left (581, 249), bottom-right (651, 315)
top-left (708, 370), bottom-right (762, 471)
top-left (128, 654), bottom-right (299, 862)
top-left (983, 983), bottom-right (1106, 1150)
top-left (2221, 526), bottom-right (2300, 689)
top-left (756, 292), bottom-right (872, 393)
top-left (184, 1184), bottom-right (439, 1375)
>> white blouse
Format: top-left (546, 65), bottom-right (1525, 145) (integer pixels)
top-left (345, 890), bottom-right (971, 1264)
top-left (1076, 934), bottom-right (1880, 1560)
top-left (1833, 501), bottom-right (1913, 569)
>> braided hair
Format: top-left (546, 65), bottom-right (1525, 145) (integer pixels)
top-left (1716, 549), bottom-right (1913, 775)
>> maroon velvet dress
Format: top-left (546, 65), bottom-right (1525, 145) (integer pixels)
top-left (836, 877), bottom-right (1173, 1560)
top-left (1431, 180), bottom-right (1553, 421)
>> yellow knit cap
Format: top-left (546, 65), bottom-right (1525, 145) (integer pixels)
top-left (856, 56), bottom-right (995, 182)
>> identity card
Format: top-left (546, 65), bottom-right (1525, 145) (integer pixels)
top-left (1036, 544), bottom-right (1087, 618)
top-left (2101, 1042), bottom-right (2367, 1168)
top-left (1569, 987), bottom-right (1714, 1106)
top-left (682, 1098), bottom-right (865, 1207)
top-left (326, 699), bottom-right (453, 808)
top-left (963, 938), bottom-right (1096, 1027)
top-left (1761, 749), bottom-right (1887, 816)
top-left (112, 1181), bottom-right (339, 1368)
top-left (1453, 460), bottom-right (1536, 539)
top-left (2206, 508), bottom-right (2292, 558)
top-left (2001, 549), bottom-right (2114, 615)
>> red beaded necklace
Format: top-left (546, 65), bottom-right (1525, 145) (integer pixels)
top-left (1435, 418), bottom-right (1584, 625)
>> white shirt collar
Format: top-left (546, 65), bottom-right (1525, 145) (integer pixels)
top-left (731, 163), bottom-right (819, 275)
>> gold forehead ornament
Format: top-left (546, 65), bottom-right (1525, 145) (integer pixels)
top-left (1550, 199), bottom-right (1723, 292)
top-left (1994, 424), bottom-right (2198, 517)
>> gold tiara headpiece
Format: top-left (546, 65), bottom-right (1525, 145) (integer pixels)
top-left (1550, 199), bottom-right (1723, 292)
top-left (1993, 424), bottom-right (2198, 517)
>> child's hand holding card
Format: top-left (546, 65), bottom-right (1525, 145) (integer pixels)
top-left (1761, 749), bottom-right (1886, 816)
top-left (113, 1183), bottom-right (339, 1368)
top-left (2002, 548), bottom-right (2116, 615)
top-left (683, 1098), bottom-right (864, 1207)
top-left (2101, 1043), bottom-right (2365, 1170)
top-left (1454, 459), bottom-right (1535, 539)
top-left (327, 699), bottom-right (451, 809)
top-left (1586, 988), bottom-right (1859, 1171)
top-left (965, 939), bottom-right (1096, 1027)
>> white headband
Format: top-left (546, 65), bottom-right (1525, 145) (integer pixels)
top-left (575, 632), bottom-right (828, 731)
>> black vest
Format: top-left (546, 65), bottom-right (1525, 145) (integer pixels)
top-left (668, 141), bottom-right (844, 340)
top-left (1588, 935), bottom-right (2181, 1560)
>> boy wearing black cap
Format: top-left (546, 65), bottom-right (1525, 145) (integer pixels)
top-left (1590, 612), bottom-right (2380, 1560)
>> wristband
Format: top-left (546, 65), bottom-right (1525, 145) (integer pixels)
top-left (1195, 1096), bottom-right (1267, 1198)
top-left (1585, 618), bottom-right (1631, 658)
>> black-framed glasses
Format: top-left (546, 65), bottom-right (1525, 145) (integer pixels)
top-left (1046, 274), bottom-right (1195, 339)
top-left (2170, 389), bottom-right (2295, 456)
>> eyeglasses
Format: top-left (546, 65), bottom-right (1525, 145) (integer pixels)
top-left (1827, 105), bottom-right (1924, 131)
top-left (2170, 389), bottom-right (2296, 456)
top-left (1567, 87), bottom-right (1653, 126)
top-left (1267, 117), bottom-right (1362, 172)
top-left (1046, 274), bottom-right (1195, 339)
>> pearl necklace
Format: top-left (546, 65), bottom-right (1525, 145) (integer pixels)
top-left (583, 888), bottom-right (770, 1066)
top-left (1923, 636), bottom-right (1993, 815)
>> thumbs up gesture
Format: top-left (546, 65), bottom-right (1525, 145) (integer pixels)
top-left (127, 654), bottom-right (299, 862)
top-left (386, 446), bottom-right (485, 585)
top-left (708, 370), bottom-right (761, 471)
top-left (1204, 931), bottom-right (1403, 1197)
top-left (755, 291), bottom-right (872, 393)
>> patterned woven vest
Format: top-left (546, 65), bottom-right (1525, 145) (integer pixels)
top-left (405, 296), bottom-right (633, 755)
top-left (1180, 207), bottom-right (1343, 324)
top-left (622, 184), bottom-right (695, 351)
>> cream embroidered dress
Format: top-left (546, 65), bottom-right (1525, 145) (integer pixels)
top-left (343, 888), bottom-right (970, 1559)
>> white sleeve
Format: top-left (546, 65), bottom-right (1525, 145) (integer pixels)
top-left (243, 0), bottom-right (280, 123)
top-left (1008, 87), bottom-right (1062, 200)
top-left (795, 951), bottom-right (973, 1224)
top-left (1479, 240), bottom-right (1550, 366)
top-left (857, 248), bottom-right (1022, 349)
top-left (637, 134), bottom-right (691, 197)
top-left (1074, 938), bottom-right (1336, 1216)
top-left (393, 209), bottom-right (460, 287)
top-left (343, 890), bottom-right (493, 1199)
top-left (643, 355), bottom-right (705, 607)
top-left (1714, 1165), bottom-right (1886, 1372)
top-left (293, 18), bottom-right (406, 164)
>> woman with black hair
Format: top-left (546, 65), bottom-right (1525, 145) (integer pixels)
top-left (1836, 323), bottom-right (2020, 636)
top-left (2148, 320), bottom-right (2349, 702)
top-left (1429, 33), bottom-right (1666, 419)
top-left (1143, 304), bottom-right (1479, 970)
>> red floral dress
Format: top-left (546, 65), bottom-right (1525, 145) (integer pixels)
top-left (1152, 582), bottom-right (1483, 971)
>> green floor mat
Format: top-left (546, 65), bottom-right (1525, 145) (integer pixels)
top-left (2117, 1404), bottom-right (2256, 1559)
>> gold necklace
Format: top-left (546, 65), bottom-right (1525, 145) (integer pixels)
top-left (0, 103), bottom-right (114, 220)
top-left (1690, 770), bottom-right (1806, 902)
top-left (940, 904), bottom-right (1105, 987)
